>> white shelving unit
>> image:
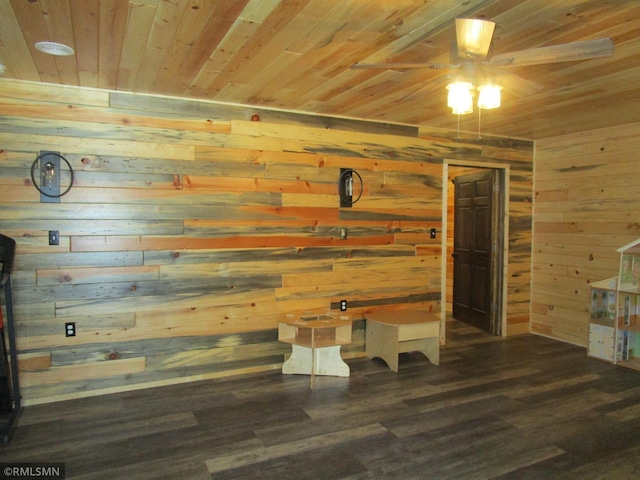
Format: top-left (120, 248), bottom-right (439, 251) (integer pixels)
top-left (589, 239), bottom-right (640, 370)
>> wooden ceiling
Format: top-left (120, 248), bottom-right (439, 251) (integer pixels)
top-left (1, 0), bottom-right (639, 140)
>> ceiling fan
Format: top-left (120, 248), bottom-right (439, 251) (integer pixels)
top-left (352, 18), bottom-right (615, 111)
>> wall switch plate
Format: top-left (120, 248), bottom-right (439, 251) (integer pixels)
top-left (340, 299), bottom-right (347, 311)
top-left (65, 322), bottom-right (76, 337)
top-left (49, 230), bottom-right (59, 245)
top-left (430, 228), bottom-right (437, 239)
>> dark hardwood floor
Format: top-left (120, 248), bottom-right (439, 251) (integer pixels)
top-left (2, 319), bottom-right (640, 479)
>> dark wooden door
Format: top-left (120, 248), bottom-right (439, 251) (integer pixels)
top-left (453, 170), bottom-right (495, 332)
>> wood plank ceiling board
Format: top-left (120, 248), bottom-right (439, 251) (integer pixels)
top-left (97, 0), bottom-right (129, 89)
top-left (39, 0), bottom-right (78, 85)
top-left (0, 2), bottom-right (37, 79)
top-left (238, 0), bottom-right (370, 108)
top-left (200, 0), bottom-right (305, 100)
top-left (188, 1), bottom-right (277, 98)
top-left (1, 0), bottom-right (640, 139)
top-left (6, 0), bottom-right (54, 82)
top-left (131, 0), bottom-right (186, 92)
top-left (116, 0), bottom-right (157, 91)
top-left (164, 1), bottom-right (250, 96)
top-left (70, 0), bottom-right (100, 87)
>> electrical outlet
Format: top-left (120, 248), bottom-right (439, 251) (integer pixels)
top-left (65, 322), bottom-right (76, 337)
top-left (49, 230), bottom-right (59, 245)
top-left (340, 299), bottom-right (347, 311)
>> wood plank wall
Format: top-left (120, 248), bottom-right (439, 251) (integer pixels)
top-left (532, 122), bottom-right (640, 345)
top-left (0, 79), bottom-right (533, 405)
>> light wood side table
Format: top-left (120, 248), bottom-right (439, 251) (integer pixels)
top-left (364, 310), bottom-right (441, 372)
top-left (278, 311), bottom-right (352, 388)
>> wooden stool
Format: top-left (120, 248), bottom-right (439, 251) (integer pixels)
top-left (364, 310), bottom-right (440, 372)
top-left (278, 311), bottom-right (352, 388)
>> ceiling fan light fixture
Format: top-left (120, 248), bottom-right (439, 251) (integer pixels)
top-left (447, 81), bottom-right (474, 114)
top-left (455, 18), bottom-right (496, 59)
top-left (35, 41), bottom-right (75, 56)
top-left (477, 84), bottom-right (502, 109)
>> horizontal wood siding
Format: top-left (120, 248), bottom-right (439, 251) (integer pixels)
top-left (532, 122), bottom-right (640, 345)
top-left (0, 79), bottom-right (532, 404)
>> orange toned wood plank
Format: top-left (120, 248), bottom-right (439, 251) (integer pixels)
top-left (71, 232), bottom-right (394, 252)
top-left (185, 218), bottom-right (326, 229)
top-left (416, 245), bottom-right (443, 256)
top-left (18, 352), bottom-right (52, 371)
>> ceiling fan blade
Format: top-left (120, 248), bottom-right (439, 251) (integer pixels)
top-left (490, 38), bottom-right (614, 67)
top-left (493, 69), bottom-right (545, 97)
top-left (351, 62), bottom-right (458, 70)
top-left (455, 18), bottom-right (495, 61)
top-left (397, 74), bottom-right (452, 102)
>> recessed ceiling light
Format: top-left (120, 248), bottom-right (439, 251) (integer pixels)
top-left (35, 41), bottom-right (75, 56)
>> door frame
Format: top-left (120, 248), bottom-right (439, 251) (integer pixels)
top-left (441, 160), bottom-right (510, 338)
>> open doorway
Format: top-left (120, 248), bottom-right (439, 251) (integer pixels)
top-left (442, 162), bottom-right (509, 337)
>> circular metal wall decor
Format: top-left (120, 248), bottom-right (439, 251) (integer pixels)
top-left (30, 152), bottom-right (75, 198)
top-left (338, 168), bottom-right (363, 207)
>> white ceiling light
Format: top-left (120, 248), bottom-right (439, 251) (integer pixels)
top-left (447, 81), bottom-right (474, 115)
top-left (477, 84), bottom-right (502, 109)
top-left (446, 80), bottom-right (502, 114)
top-left (35, 41), bottom-right (75, 56)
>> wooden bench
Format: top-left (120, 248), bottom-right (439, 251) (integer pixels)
top-left (364, 310), bottom-right (441, 372)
